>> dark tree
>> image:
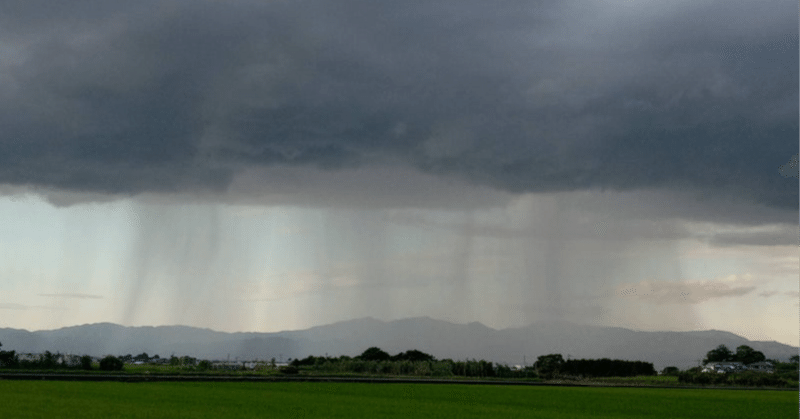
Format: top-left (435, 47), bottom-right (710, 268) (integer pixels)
top-left (661, 366), bottom-right (680, 376)
top-left (0, 348), bottom-right (17, 368)
top-left (734, 345), bottom-right (766, 365)
top-left (703, 345), bottom-right (734, 363)
top-left (41, 351), bottom-right (57, 369)
top-left (99, 355), bottom-right (124, 371)
top-left (359, 347), bottom-right (390, 362)
top-left (80, 355), bottom-right (93, 371)
top-left (278, 365), bottom-right (298, 374)
top-left (391, 350), bottom-right (435, 362)
top-left (290, 355), bottom-right (317, 367)
top-left (790, 355), bottom-right (799, 364)
top-left (534, 354), bottom-right (564, 378)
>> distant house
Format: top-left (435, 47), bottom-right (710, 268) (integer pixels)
top-left (747, 362), bottom-right (774, 373)
top-left (17, 353), bottom-right (40, 362)
top-left (242, 362), bottom-right (262, 370)
top-left (701, 362), bottom-right (746, 373)
top-left (57, 354), bottom-right (82, 367)
top-left (211, 362), bottom-right (243, 371)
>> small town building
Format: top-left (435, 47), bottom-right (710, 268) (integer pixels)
top-left (747, 361), bottom-right (774, 373)
top-left (701, 362), bottom-right (746, 373)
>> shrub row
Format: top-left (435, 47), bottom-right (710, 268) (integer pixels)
top-left (289, 357), bottom-right (524, 378)
top-left (677, 371), bottom-right (790, 387)
top-left (561, 359), bottom-right (656, 378)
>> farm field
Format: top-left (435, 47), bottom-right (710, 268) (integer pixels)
top-left (1, 380), bottom-right (796, 418)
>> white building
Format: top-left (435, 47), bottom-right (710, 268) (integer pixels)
top-left (701, 362), bottom-right (746, 373)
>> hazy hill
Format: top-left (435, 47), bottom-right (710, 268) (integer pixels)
top-left (1, 318), bottom-right (796, 370)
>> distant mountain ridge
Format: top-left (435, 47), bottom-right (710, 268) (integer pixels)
top-left (0, 317), bottom-right (796, 370)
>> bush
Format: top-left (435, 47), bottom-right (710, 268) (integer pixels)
top-left (561, 358), bottom-right (656, 378)
top-left (99, 356), bottom-right (124, 371)
top-left (279, 365), bottom-right (298, 374)
top-left (678, 371), bottom-right (789, 387)
top-left (730, 371), bottom-right (788, 387)
top-left (431, 361), bottom-right (454, 377)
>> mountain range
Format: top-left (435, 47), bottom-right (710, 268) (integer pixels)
top-left (1, 317), bottom-right (796, 371)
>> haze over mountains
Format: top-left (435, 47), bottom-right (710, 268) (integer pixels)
top-left (1, 317), bottom-right (795, 371)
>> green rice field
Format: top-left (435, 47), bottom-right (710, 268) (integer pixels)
top-left (0, 380), bottom-right (795, 418)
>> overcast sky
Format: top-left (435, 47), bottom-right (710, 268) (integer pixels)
top-left (1, 0), bottom-right (797, 346)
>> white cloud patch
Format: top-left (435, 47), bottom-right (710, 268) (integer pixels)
top-left (615, 274), bottom-right (758, 304)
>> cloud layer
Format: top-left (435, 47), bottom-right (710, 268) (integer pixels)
top-left (0, 0), bottom-right (796, 215)
top-left (615, 275), bottom-right (759, 305)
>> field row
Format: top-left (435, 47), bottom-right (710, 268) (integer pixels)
top-left (1, 380), bottom-right (796, 418)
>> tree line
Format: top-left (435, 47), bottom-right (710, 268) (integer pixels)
top-left (532, 354), bottom-right (656, 379)
top-left (2, 340), bottom-right (795, 387)
top-left (287, 347), bottom-right (657, 380)
top-left (702, 344), bottom-right (767, 365)
top-left (0, 342), bottom-right (125, 371)
top-left (287, 347), bottom-right (502, 377)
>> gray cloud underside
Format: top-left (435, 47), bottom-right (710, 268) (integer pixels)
top-left (38, 293), bottom-right (104, 299)
top-left (0, 303), bottom-right (68, 311)
top-left (710, 229), bottom-right (799, 247)
top-left (616, 277), bottom-right (758, 305)
top-left (0, 0), bottom-right (796, 214)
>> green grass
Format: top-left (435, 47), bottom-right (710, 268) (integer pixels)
top-left (1, 380), bottom-right (795, 418)
top-left (588, 375), bottom-right (680, 385)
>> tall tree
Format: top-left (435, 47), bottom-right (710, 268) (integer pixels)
top-left (703, 345), bottom-right (734, 363)
top-left (534, 354), bottom-right (564, 378)
top-left (80, 355), bottom-right (93, 371)
top-left (359, 347), bottom-right (390, 362)
top-left (734, 345), bottom-right (765, 365)
top-left (0, 342), bottom-right (17, 368)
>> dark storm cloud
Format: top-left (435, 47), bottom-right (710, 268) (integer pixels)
top-left (709, 228), bottom-right (798, 247)
top-left (0, 0), bottom-right (796, 213)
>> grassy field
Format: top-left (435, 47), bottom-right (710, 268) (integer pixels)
top-left (587, 375), bottom-right (680, 385)
top-left (1, 380), bottom-right (796, 418)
